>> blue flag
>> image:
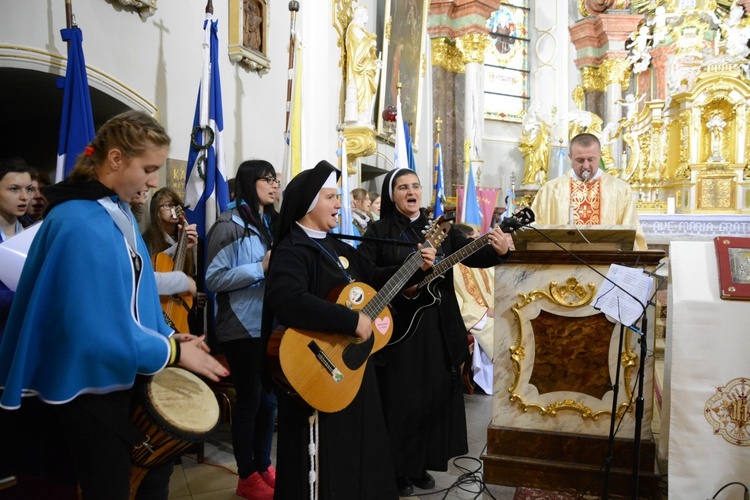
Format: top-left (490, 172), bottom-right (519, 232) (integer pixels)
top-left (55, 26), bottom-right (95, 182)
top-left (464, 164), bottom-right (482, 227)
top-left (184, 14), bottom-right (229, 242)
top-left (433, 142), bottom-right (444, 217)
top-left (404, 121), bottom-right (416, 172)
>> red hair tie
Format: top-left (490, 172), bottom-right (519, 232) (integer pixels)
top-left (84, 146), bottom-right (95, 157)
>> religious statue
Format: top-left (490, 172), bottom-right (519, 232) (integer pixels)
top-left (344, 5), bottom-right (380, 125)
top-left (519, 104), bottom-right (551, 186)
top-left (648, 6), bottom-right (679, 46)
top-left (597, 121), bottom-right (622, 173)
top-left (243, 0), bottom-right (263, 53)
top-left (722, 4), bottom-right (750, 59)
top-left (563, 109), bottom-right (603, 140)
top-left (572, 85), bottom-right (585, 111)
top-left (620, 117), bottom-right (642, 182)
top-left (614, 92), bottom-right (646, 120)
top-left (625, 25), bottom-right (653, 74)
top-left (707, 113), bottom-right (727, 162)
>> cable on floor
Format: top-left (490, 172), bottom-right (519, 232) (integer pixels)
top-left (418, 456), bottom-right (497, 500)
top-left (181, 454), bottom-right (239, 476)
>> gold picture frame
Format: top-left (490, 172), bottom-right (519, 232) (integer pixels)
top-left (228, 0), bottom-right (270, 73)
top-left (376, 0), bottom-right (429, 148)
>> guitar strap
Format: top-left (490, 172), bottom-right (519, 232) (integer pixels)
top-left (309, 237), bottom-right (353, 283)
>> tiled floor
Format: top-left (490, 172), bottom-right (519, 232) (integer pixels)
top-left (167, 386), bottom-right (666, 500)
top-left (168, 392), bottom-right (516, 500)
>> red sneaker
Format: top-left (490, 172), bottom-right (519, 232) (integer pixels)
top-left (260, 466), bottom-right (276, 488)
top-left (236, 472), bottom-right (274, 500)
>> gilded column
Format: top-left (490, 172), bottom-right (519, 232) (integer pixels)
top-left (428, 0), bottom-right (498, 199)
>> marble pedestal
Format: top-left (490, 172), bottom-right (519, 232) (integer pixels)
top-left (482, 250), bottom-right (664, 497)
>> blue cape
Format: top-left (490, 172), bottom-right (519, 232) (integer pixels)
top-left (0, 197), bottom-right (172, 408)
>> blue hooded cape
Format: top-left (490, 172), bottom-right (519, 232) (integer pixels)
top-left (0, 183), bottom-right (173, 408)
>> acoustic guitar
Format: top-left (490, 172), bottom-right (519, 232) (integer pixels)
top-left (387, 207), bottom-right (535, 346)
top-left (267, 216), bottom-right (452, 413)
top-left (153, 205), bottom-right (193, 334)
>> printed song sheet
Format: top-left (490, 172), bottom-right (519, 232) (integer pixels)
top-left (592, 264), bottom-right (653, 327)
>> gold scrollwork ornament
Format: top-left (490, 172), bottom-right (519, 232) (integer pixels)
top-left (431, 38), bottom-right (466, 74)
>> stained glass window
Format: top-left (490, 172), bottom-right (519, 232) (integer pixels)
top-left (484, 0), bottom-right (529, 122)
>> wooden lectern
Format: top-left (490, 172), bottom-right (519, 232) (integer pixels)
top-left (481, 225), bottom-right (665, 497)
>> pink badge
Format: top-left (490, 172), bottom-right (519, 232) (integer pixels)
top-left (374, 317), bottom-right (390, 334)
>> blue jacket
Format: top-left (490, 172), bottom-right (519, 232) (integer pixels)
top-left (0, 196), bottom-right (172, 408)
top-left (205, 207), bottom-right (269, 342)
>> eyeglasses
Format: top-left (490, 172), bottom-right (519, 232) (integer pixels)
top-left (159, 202), bottom-right (178, 210)
top-left (260, 176), bottom-right (281, 186)
top-left (395, 183), bottom-right (422, 192)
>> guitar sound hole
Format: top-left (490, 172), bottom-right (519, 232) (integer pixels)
top-left (341, 334), bottom-right (375, 370)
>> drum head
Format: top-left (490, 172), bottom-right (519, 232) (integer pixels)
top-left (147, 367), bottom-right (220, 435)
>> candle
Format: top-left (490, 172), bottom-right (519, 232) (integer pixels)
top-left (667, 197), bottom-right (676, 215)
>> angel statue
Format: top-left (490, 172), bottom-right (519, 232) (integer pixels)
top-left (519, 103), bottom-right (551, 186)
top-left (625, 25), bottom-right (653, 74)
top-left (615, 93), bottom-right (646, 120)
top-left (344, 5), bottom-right (381, 125)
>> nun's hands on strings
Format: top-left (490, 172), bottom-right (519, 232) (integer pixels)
top-left (417, 244), bottom-right (437, 271)
top-left (354, 313), bottom-right (374, 342)
top-left (487, 227), bottom-right (511, 256)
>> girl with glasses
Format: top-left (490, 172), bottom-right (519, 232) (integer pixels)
top-left (141, 187), bottom-right (206, 334)
top-left (205, 160), bottom-right (279, 499)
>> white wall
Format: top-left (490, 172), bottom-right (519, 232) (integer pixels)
top-left (0, 0), bottom-right (575, 199)
top-left (0, 0), bottom-right (344, 180)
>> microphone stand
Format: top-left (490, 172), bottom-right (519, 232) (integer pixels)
top-left (524, 225), bottom-right (654, 500)
top-left (631, 312), bottom-right (648, 499)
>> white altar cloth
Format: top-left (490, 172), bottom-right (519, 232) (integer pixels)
top-left (662, 241), bottom-right (750, 499)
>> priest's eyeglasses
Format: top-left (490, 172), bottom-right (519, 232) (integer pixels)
top-left (260, 176), bottom-right (281, 186)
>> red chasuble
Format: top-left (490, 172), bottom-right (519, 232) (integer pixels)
top-left (570, 178), bottom-right (601, 225)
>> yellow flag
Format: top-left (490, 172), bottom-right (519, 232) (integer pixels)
top-left (291, 43), bottom-right (303, 177)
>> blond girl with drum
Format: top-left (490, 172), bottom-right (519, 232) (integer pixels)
top-left (0, 110), bottom-right (228, 499)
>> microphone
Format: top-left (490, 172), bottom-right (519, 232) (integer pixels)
top-left (582, 170), bottom-right (590, 183)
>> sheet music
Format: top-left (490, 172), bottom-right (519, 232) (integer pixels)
top-left (0, 222), bottom-right (41, 291)
top-left (592, 264), bottom-right (653, 327)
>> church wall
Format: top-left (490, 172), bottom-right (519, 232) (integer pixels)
top-left (481, 0), bottom-right (575, 199)
top-left (0, 0), bottom-right (355, 181)
top-left (1, 0), bottom-right (436, 196)
top-left (2, 0), bottom-right (577, 204)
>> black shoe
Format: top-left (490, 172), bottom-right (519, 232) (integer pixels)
top-left (396, 476), bottom-right (413, 496)
top-left (410, 471), bottom-right (435, 490)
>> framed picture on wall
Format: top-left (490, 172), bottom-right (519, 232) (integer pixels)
top-left (228, 0), bottom-right (270, 72)
top-left (715, 236), bottom-right (750, 300)
top-left (376, 0), bottom-right (429, 147)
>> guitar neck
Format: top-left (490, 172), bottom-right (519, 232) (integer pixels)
top-left (172, 222), bottom-right (189, 273)
top-left (418, 233), bottom-right (490, 287)
top-left (362, 245), bottom-right (429, 319)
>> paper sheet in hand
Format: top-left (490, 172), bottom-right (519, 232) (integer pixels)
top-left (0, 222), bottom-right (41, 291)
top-left (592, 264), bottom-right (653, 327)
